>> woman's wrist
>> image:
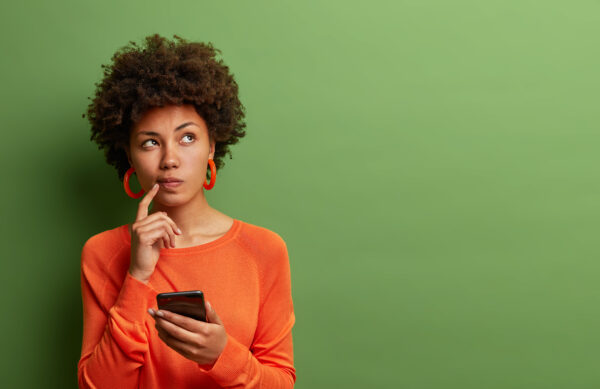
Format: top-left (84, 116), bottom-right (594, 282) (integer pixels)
top-left (129, 268), bottom-right (151, 284)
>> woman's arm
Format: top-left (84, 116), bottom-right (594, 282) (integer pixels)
top-left (197, 235), bottom-right (296, 388)
top-left (198, 317), bottom-right (296, 388)
top-left (79, 185), bottom-right (179, 388)
top-left (77, 242), bottom-right (156, 389)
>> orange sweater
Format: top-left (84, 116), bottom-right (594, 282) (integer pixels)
top-left (78, 218), bottom-right (295, 388)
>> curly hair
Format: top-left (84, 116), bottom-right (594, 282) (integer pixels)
top-left (84, 34), bottom-right (246, 180)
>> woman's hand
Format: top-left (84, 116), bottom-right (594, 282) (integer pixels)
top-left (129, 183), bottom-right (181, 283)
top-left (149, 301), bottom-right (228, 366)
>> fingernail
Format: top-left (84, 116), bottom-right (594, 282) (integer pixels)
top-left (153, 183), bottom-right (159, 189)
top-left (177, 228), bottom-right (182, 234)
top-left (148, 308), bottom-right (155, 316)
top-left (156, 310), bottom-right (165, 317)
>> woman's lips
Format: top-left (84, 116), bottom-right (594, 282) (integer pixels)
top-left (158, 181), bottom-right (183, 189)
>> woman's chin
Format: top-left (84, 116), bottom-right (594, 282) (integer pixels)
top-left (154, 193), bottom-right (188, 207)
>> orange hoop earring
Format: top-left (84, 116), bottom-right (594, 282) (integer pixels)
top-left (204, 158), bottom-right (216, 190)
top-left (124, 167), bottom-right (145, 199)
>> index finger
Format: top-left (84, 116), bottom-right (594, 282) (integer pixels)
top-left (136, 183), bottom-right (159, 221)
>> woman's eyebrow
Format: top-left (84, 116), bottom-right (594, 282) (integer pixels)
top-left (174, 122), bottom-right (199, 131)
top-left (136, 122), bottom-right (199, 136)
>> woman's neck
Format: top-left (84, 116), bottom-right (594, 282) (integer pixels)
top-left (149, 193), bottom-right (217, 237)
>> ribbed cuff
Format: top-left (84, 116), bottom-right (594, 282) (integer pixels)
top-left (198, 334), bottom-right (249, 384)
top-left (113, 272), bottom-right (157, 324)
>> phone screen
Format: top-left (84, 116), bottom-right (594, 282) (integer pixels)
top-left (156, 291), bottom-right (206, 322)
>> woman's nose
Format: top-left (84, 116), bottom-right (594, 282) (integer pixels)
top-left (160, 144), bottom-right (179, 169)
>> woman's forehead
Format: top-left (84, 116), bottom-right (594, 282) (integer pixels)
top-left (132, 105), bottom-right (207, 134)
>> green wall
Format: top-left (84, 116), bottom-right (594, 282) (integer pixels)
top-left (1, 1), bottom-right (599, 388)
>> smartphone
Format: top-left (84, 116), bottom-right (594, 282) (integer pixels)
top-left (156, 290), bottom-right (206, 322)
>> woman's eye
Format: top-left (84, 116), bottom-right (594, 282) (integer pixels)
top-left (182, 134), bottom-right (195, 143)
top-left (142, 139), bottom-right (157, 148)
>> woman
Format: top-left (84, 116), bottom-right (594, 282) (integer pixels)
top-left (78, 34), bottom-right (295, 388)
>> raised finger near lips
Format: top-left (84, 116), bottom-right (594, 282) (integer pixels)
top-left (136, 183), bottom-right (159, 221)
top-left (133, 184), bottom-right (182, 245)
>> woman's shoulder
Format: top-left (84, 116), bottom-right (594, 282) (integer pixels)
top-left (235, 219), bottom-right (289, 260)
top-left (81, 224), bottom-right (130, 264)
top-left (235, 220), bottom-right (292, 285)
top-left (237, 219), bottom-right (287, 246)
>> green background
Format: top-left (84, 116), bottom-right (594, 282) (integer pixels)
top-left (1, 1), bottom-right (599, 388)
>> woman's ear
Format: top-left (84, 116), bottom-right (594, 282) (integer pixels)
top-left (209, 139), bottom-right (216, 160)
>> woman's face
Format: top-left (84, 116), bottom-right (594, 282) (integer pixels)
top-left (126, 104), bottom-right (215, 207)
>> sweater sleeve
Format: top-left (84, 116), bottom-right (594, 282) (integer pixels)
top-left (198, 235), bottom-right (296, 388)
top-left (77, 239), bottom-right (157, 389)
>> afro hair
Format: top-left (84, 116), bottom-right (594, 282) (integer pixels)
top-left (84, 33), bottom-right (246, 180)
